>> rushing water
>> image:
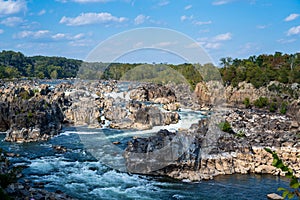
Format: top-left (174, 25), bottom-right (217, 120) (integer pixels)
top-left (0, 126), bottom-right (292, 200)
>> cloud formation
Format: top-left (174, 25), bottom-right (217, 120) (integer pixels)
top-left (0, 17), bottom-right (23, 27)
top-left (193, 20), bottom-right (212, 25)
top-left (287, 25), bottom-right (300, 36)
top-left (57, 0), bottom-right (112, 3)
top-left (184, 5), bottom-right (192, 10)
top-left (134, 14), bottom-right (150, 25)
top-left (213, 32), bottom-right (232, 41)
top-left (60, 12), bottom-right (127, 26)
top-left (0, 0), bottom-right (26, 15)
top-left (212, 0), bottom-right (230, 6)
top-left (284, 13), bottom-right (299, 22)
top-left (14, 30), bottom-right (50, 39)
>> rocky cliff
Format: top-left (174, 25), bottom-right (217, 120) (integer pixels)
top-left (124, 108), bottom-right (300, 181)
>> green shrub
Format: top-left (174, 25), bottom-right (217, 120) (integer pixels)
top-left (243, 97), bottom-right (251, 108)
top-left (218, 121), bottom-right (234, 133)
top-left (27, 111), bottom-right (33, 118)
top-left (236, 130), bottom-right (246, 138)
top-left (265, 148), bottom-right (300, 199)
top-left (19, 90), bottom-right (31, 100)
top-left (280, 102), bottom-right (288, 114)
top-left (254, 97), bottom-right (269, 108)
top-left (269, 102), bottom-right (277, 112)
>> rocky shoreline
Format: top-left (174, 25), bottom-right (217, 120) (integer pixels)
top-left (0, 79), bottom-right (299, 199)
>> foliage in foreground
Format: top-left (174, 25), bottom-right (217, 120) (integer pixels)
top-left (265, 148), bottom-right (300, 199)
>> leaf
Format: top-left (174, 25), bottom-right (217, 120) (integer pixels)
top-left (278, 187), bottom-right (286, 191)
top-left (283, 190), bottom-right (289, 198)
top-left (290, 178), bottom-right (300, 189)
top-left (287, 192), bottom-right (294, 199)
top-left (286, 172), bottom-right (293, 179)
top-left (281, 166), bottom-right (290, 172)
top-left (264, 148), bottom-right (273, 154)
top-left (272, 158), bottom-right (278, 166)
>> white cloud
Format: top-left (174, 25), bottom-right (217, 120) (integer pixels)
top-left (212, 0), bottom-right (230, 6)
top-left (256, 25), bottom-right (267, 29)
top-left (213, 32), bottom-right (232, 41)
top-left (68, 39), bottom-right (92, 47)
top-left (184, 4), bottom-right (192, 10)
top-left (287, 25), bottom-right (300, 36)
top-left (193, 20), bottom-right (212, 25)
top-left (157, 0), bottom-right (169, 7)
top-left (73, 0), bottom-right (111, 2)
top-left (284, 13), bottom-right (299, 22)
top-left (134, 14), bottom-right (149, 25)
top-left (180, 15), bottom-right (187, 21)
top-left (52, 32), bottom-right (85, 40)
top-left (0, 17), bottom-right (23, 27)
top-left (14, 30), bottom-right (50, 39)
top-left (180, 15), bottom-right (193, 22)
top-left (190, 33), bottom-right (232, 50)
top-left (0, 29), bottom-right (4, 34)
top-left (52, 33), bottom-right (67, 39)
top-left (204, 42), bottom-right (221, 49)
top-left (38, 9), bottom-right (46, 16)
top-left (56, 0), bottom-right (112, 2)
top-left (60, 12), bottom-right (127, 26)
top-left (277, 38), bottom-right (297, 44)
top-left (0, 0), bottom-right (26, 15)
top-left (188, 38), bottom-right (222, 50)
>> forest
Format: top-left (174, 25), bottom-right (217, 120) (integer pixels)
top-left (0, 50), bottom-right (299, 89)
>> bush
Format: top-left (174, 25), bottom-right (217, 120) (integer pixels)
top-left (254, 97), bottom-right (269, 108)
top-left (236, 130), bottom-right (246, 138)
top-left (280, 102), bottom-right (288, 114)
top-left (269, 102), bottom-right (277, 112)
top-left (243, 97), bottom-right (251, 108)
top-left (218, 121), bottom-right (234, 133)
top-left (19, 90), bottom-right (31, 100)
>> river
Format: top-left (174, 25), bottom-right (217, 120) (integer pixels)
top-left (0, 125), bottom-right (292, 200)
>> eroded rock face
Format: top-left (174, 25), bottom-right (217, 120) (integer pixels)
top-left (130, 84), bottom-right (176, 104)
top-left (109, 101), bottom-right (180, 130)
top-left (124, 109), bottom-right (300, 181)
top-left (1, 86), bottom-right (64, 142)
top-left (0, 80), bottom-right (114, 142)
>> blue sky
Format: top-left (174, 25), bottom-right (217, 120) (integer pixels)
top-left (0, 0), bottom-right (299, 64)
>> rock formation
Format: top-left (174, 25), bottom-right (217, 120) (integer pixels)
top-left (124, 108), bottom-right (300, 181)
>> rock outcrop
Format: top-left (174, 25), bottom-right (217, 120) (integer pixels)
top-left (109, 101), bottom-right (180, 130)
top-left (124, 108), bottom-right (300, 181)
top-left (0, 82), bottom-right (64, 142)
top-left (130, 83), bottom-right (176, 104)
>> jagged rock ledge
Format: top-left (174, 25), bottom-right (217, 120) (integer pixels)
top-left (124, 108), bottom-right (300, 181)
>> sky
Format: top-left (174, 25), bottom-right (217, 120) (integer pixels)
top-left (0, 0), bottom-right (300, 65)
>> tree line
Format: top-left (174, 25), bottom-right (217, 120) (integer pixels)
top-left (219, 52), bottom-right (300, 88)
top-left (0, 50), bottom-right (299, 89)
top-left (0, 50), bottom-right (82, 79)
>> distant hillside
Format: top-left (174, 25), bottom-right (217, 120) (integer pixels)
top-left (0, 50), bottom-right (299, 90)
top-left (0, 50), bottom-right (82, 79)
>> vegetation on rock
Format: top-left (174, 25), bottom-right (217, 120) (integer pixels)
top-left (265, 148), bottom-right (300, 199)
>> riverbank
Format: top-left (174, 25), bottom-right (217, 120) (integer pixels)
top-left (0, 79), bottom-right (299, 199)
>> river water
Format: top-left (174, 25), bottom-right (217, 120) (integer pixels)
top-left (0, 123), bottom-right (292, 200)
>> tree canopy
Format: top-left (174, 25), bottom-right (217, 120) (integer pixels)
top-left (0, 50), bottom-right (299, 90)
